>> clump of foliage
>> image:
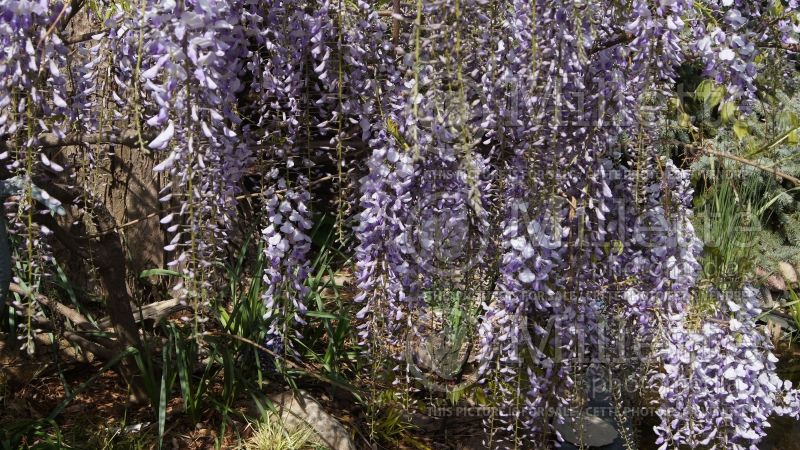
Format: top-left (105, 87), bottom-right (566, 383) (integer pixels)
top-left (669, 60), bottom-right (800, 283)
top-left (245, 413), bottom-right (326, 450)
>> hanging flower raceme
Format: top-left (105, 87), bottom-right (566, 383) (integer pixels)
top-left (5, 1), bottom-right (800, 448)
top-left (0, 0), bottom-right (75, 175)
top-left (0, 1), bottom-right (71, 139)
top-left (0, 0), bottom-right (75, 354)
top-left (653, 286), bottom-right (800, 449)
top-left (343, 0), bottom-right (419, 345)
top-left (125, 0), bottom-right (251, 313)
top-left (261, 175), bottom-right (313, 358)
top-left (688, 1), bottom-right (800, 104)
top-left (249, 0), bottom-right (336, 356)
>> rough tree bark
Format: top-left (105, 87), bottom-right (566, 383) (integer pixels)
top-left (31, 177), bottom-right (154, 402)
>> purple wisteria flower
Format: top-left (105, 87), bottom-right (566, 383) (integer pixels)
top-left (5, 1), bottom-right (800, 447)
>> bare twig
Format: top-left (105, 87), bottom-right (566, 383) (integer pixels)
top-left (62, 0), bottom-right (87, 33)
top-left (84, 175), bottom-right (334, 238)
top-left (61, 330), bottom-right (116, 360)
top-left (64, 29), bottom-right (107, 45)
top-left (392, 0), bottom-right (401, 45)
top-left (10, 283), bottom-right (118, 355)
top-left (589, 33), bottom-right (633, 55)
top-left (9, 282), bottom-right (94, 331)
top-left (96, 298), bottom-right (186, 330)
top-left (38, 1), bottom-right (72, 49)
top-left (0, 130), bottom-right (155, 152)
top-left (378, 9), bottom-right (411, 19)
top-left (704, 148), bottom-right (800, 186)
top-left (760, 42), bottom-right (800, 53)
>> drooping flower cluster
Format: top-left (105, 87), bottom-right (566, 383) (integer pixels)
top-left (689, 1), bottom-right (800, 104)
top-left (0, 1), bottom-right (72, 141)
top-left (653, 286), bottom-right (800, 449)
top-left (247, 0), bottom-right (336, 356)
top-left (4, 0), bottom-right (800, 448)
top-left (0, 0), bottom-right (75, 354)
top-left (133, 0), bottom-right (252, 312)
top-left (349, 2), bottom-right (419, 344)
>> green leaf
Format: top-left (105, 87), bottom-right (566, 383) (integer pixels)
top-left (757, 187), bottom-right (800, 216)
top-left (385, 118), bottom-right (409, 150)
top-left (746, 124), bottom-right (800, 158)
top-left (158, 340), bottom-right (170, 450)
top-left (695, 79), bottom-right (714, 103)
top-left (771, 0), bottom-right (785, 16)
top-left (140, 268), bottom-right (182, 278)
top-left (218, 307), bottom-right (230, 328)
top-left (678, 112), bottom-right (692, 128)
top-left (611, 239), bottom-right (624, 255)
top-left (720, 102), bottom-right (737, 123)
top-left (305, 310), bottom-right (339, 320)
top-left (707, 84), bottom-right (725, 109)
top-left (668, 96), bottom-right (681, 112)
top-left (777, 111), bottom-right (800, 129)
top-left (733, 121), bottom-right (749, 140)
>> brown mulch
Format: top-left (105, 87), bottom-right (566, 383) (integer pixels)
top-left (0, 363), bottom-right (255, 449)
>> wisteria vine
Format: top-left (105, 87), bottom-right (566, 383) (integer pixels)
top-left (3, 0), bottom-right (800, 448)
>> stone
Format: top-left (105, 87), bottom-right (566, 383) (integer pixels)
top-left (757, 267), bottom-right (787, 292)
top-left (767, 318), bottom-right (785, 345)
top-left (407, 332), bottom-right (470, 381)
top-left (267, 390), bottom-right (356, 450)
top-left (779, 261), bottom-right (798, 285)
top-left (761, 287), bottom-right (778, 309)
top-left (456, 436), bottom-right (490, 450)
top-left (555, 411), bottom-right (619, 448)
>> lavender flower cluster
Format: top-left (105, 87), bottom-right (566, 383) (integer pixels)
top-left (3, 0), bottom-right (800, 447)
top-left (0, 0), bottom-right (76, 353)
top-left (653, 287), bottom-right (800, 449)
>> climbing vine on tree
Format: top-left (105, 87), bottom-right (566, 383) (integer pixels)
top-left (3, 0), bottom-right (800, 448)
